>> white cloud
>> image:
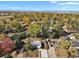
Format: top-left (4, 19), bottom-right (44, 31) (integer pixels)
top-left (58, 2), bottom-right (79, 5)
top-left (60, 6), bottom-right (70, 10)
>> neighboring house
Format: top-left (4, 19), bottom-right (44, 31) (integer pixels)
top-left (68, 34), bottom-right (76, 40)
top-left (64, 34), bottom-right (76, 40)
top-left (69, 35), bottom-right (76, 40)
top-left (7, 33), bottom-right (15, 37)
top-left (31, 41), bottom-right (41, 49)
top-left (72, 41), bottom-right (79, 50)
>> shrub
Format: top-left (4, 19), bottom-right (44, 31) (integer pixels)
top-left (68, 47), bottom-right (78, 58)
top-left (0, 37), bottom-right (15, 56)
top-left (15, 40), bottom-right (25, 51)
top-left (41, 24), bottom-right (49, 38)
top-left (24, 44), bottom-right (37, 51)
top-left (11, 34), bottom-right (18, 40)
top-left (28, 44), bottom-right (37, 51)
top-left (4, 54), bottom-right (13, 58)
top-left (28, 23), bottom-right (41, 37)
top-left (22, 16), bottom-right (30, 26)
top-left (0, 34), bottom-right (6, 41)
top-left (18, 32), bottom-right (27, 39)
top-left (11, 32), bottom-right (27, 40)
top-left (55, 38), bottom-right (78, 58)
top-left (10, 20), bottom-right (22, 32)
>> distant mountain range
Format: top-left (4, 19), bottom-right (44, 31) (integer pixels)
top-left (0, 10), bottom-right (79, 14)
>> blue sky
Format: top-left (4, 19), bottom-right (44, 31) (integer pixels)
top-left (0, 1), bottom-right (79, 11)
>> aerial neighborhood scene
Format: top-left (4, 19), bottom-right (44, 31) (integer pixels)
top-left (0, 1), bottom-right (79, 58)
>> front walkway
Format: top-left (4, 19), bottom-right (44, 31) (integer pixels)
top-left (38, 49), bottom-right (48, 58)
top-left (48, 47), bottom-right (56, 58)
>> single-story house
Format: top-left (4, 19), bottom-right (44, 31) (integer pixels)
top-left (72, 41), bottom-right (79, 50)
top-left (31, 41), bottom-right (41, 49)
top-left (64, 34), bottom-right (76, 40)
